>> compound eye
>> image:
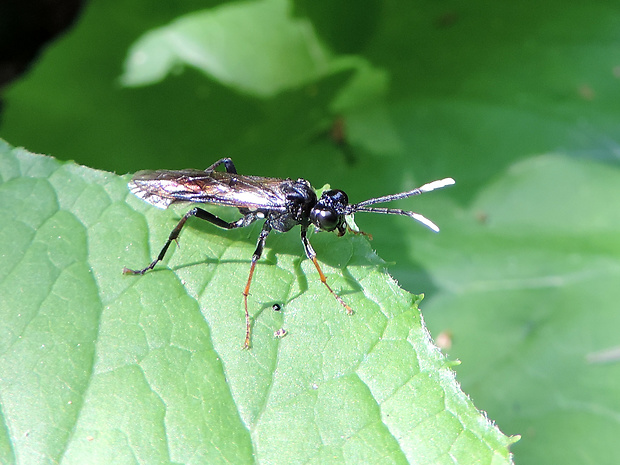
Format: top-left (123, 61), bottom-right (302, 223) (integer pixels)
top-left (310, 208), bottom-right (340, 231)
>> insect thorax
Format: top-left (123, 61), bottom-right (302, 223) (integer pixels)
top-left (269, 179), bottom-right (317, 232)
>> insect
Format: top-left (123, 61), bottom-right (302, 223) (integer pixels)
top-left (123, 158), bottom-right (454, 349)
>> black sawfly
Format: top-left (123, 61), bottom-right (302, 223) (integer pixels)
top-left (123, 158), bottom-right (454, 349)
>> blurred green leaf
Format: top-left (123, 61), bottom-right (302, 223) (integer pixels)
top-left (120, 0), bottom-right (394, 156)
top-left (419, 153), bottom-right (620, 465)
top-left (0, 142), bottom-right (515, 463)
top-left (121, 0), bottom-right (334, 97)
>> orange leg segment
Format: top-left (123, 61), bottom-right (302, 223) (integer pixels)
top-left (242, 260), bottom-right (257, 349)
top-left (301, 226), bottom-right (353, 316)
top-left (310, 256), bottom-right (353, 315)
top-left (241, 223), bottom-right (272, 349)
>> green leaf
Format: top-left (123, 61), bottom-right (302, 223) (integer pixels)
top-left (0, 141), bottom-right (515, 463)
top-left (120, 0), bottom-right (396, 156)
top-left (121, 0), bottom-right (334, 97)
top-left (419, 153), bottom-right (620, 465)
top-left (120, 0), bottom-right (387, 105)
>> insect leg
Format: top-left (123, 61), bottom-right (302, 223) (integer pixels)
top-left (205, 157), bottom-right (237, 174)
top-left (242, 222), bottom-right (272, 349)
top-left (300, 227), bottom-right (353, 315)
top-left (123, 207), bottom-right (257, 275)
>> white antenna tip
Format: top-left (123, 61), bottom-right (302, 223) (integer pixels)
top-left (408, 212), bottom-right (441, 232)
top-left (419, 177), bottom-right (455, 193)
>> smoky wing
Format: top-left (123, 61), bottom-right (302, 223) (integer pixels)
top-left (129, 169), bottom-right (289, 210)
